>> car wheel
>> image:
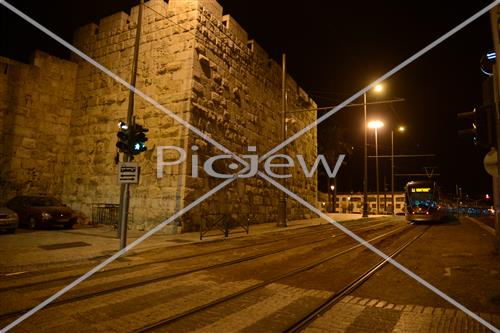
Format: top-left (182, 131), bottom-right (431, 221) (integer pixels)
top-left (28, 217), bottom-right (37, 229)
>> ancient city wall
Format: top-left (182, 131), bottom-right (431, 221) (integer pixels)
top-left (0, 0), bottom-right (318, 231)
top-left (183, 1), bottom-right (318, 228)
top-left (0, 51), bottom-right (77, 204)
top-left (63, 0), bottom-right (197, 231)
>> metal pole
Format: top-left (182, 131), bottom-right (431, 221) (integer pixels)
top-left (391, 130), bottom-right (395, 215)
top-left (492, 66), bottom-right (500, 253)
top-left (333, 178), bottom-right (337, 213)
top-left (363, 93), bottom-right (369, 217)
top-left (490, 6), bottom-right (500, 253)
top-left (383, 176), bottom-right (387, 214)
top-left (118, 0), bottom-right (144, 250)
top-left (375, 127), bottom-right (380, 215)
top-left (279, 53), bottom-right (287, 227)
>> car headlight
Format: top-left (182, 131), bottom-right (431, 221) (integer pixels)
top-left (41, 212), bottom-right (52, 220)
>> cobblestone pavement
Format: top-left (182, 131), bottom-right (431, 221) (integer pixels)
top-left (303, 296), bottom-right (500, 333)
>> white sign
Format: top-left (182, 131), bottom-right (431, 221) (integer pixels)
top-left (118, 162), bottom-right (139, 183)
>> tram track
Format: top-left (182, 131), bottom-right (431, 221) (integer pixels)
top-left (0, 217), bottom-right (389, 293)
top-left (283, 226), bottom-right (430, 332)
top-left (131, 223), bottom-right (420, 333)
top-left (0, 218), bottom-right (397, 321)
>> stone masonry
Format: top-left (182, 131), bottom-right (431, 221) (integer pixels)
top-left (0, 0), bottom-right (318, 232)
top-left (0, 52), bottom-right (77, 201)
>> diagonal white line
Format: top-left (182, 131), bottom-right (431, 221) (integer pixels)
top-left (259, 0), bottom-right (500, 162)
top-left (0, 177), bottom-right (237, 333)
top-left (257, 171), bottom-right (500, 333)
top-left (0, 3), bottom-right (248, 331)
top-left (0, 0), bottom-right (249, 168)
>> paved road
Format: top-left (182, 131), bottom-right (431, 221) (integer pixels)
top-left (0, 216), bottom-right (498, 332)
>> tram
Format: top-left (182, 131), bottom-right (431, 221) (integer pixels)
top-left (405, 180), bottom-right (448, 222)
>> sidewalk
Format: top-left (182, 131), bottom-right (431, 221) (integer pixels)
top-left (0, 213), bottom-right (386, 273)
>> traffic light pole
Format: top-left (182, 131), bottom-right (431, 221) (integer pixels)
top-left (492, 64), bottom-right (500, 255)
top-left (118, 0), bottom-right (144, 250)
top-left (490, 6), bottom-right (500, 254)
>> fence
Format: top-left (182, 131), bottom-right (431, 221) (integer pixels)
top-left (199, 213), bottom-right (251, 240)
top-left (91, 203), bottom-right (120, 227)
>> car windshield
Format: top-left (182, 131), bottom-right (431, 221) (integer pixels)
top-left (30, 197), bottom-right (63, 207)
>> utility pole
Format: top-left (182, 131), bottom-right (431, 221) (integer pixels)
top-left (391, 130), bottom-right (395, 215)
top-left (279, 53), bottom-right (288, 227)
top-left (375, 126), bottom-right (380, 215)
top-left (363, 93), bottom-right (369, 217)
top-left (118, 0), bottom-right (144, 250)
top-left (489, 6), bottom-right (500, 253)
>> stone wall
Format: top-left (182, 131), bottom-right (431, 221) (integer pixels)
top-left (62, 0), bottom-right (197, 231)
top-left (0, 0), bottom-right (318, 231)
top-left (0, 51), bottom-right (77, 204)
top-left (184, 1), bottom-right (318, 229)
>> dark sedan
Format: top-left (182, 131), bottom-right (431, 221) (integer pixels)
top-left (6, 196), bottom-right (76, 229)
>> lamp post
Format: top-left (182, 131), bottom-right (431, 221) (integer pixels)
top-left (363, 84), bottom-right (384, 218)
top-left (368, 120), bottom-right (384, 215)
top-left (330, 184), bottom-right (335, 213)
top-left (391, 126), bottom-right (405, 215)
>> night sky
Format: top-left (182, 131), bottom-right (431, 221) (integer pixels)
top-left (0, 0), bottom-right (496, 199)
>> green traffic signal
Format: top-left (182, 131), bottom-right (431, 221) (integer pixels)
top-left (131, 123), bottom-right (149, 155)
top-left (116, 121), bottom-right (149, 156)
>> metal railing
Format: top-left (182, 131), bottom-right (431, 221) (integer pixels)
top-left (199, 213), bottom-right (251, 240)
top-left (91, 203), bottom-right (120, 227)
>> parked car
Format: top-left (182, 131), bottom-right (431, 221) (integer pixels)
top-left (0, 207), bottom-right (18, 233)
top-left (6, 195), bottom-right (76, 229)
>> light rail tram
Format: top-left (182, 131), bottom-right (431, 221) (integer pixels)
top-left (405, 180), bottom-right (448, 222)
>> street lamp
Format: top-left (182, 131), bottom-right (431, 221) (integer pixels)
top-left (368, 120), bottom-right (384, 215)
top-left (391, 126), bottom-right (405, 215)
top-left (363, 84), bottom-right (384, 218)
top-left (330, 184), bottom-right (335, 213)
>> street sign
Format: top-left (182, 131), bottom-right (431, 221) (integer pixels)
top-left (118, 162), bottom-right (139, 183)
top-left (483, 148), bottom-right (498, 177)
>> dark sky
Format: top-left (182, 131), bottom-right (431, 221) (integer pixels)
top-left (0, 0), bottom-right (496, 198)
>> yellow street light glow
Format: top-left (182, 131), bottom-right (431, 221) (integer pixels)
top-left (374, 84), bottom-right (383, 93)
top-left (398, 126), bottom-right (405, 132)
top-left (368, 120), bottom-right (384, 129)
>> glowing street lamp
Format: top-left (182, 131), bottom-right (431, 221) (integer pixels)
top-left (368, 120), bottom-right (384, 129)
top-left (330, 184), bottom-right (336, 213)
top-left (368, 120), bottom-right (384, 214)
top-left (391, 125), bottom-right (406, 215)
top-left (363, 84), bottom-right (385, 217)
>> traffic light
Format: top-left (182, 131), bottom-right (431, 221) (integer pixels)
top-left (457, 106), bottom-right (495, 148)
top-left (130, 123), bottom-right (148, 155)
top-left (116, 121), bottom-right (131, 154)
